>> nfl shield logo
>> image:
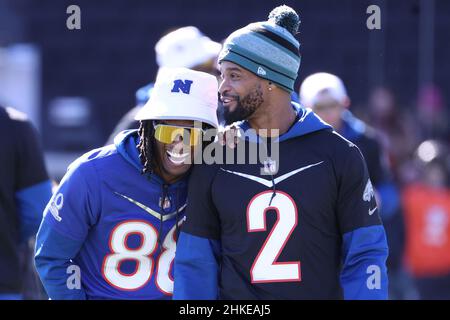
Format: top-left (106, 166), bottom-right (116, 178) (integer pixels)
top-left (263, 158), bottom-right (277, 175)
top-left (159, 196), bottom-right (171, 210)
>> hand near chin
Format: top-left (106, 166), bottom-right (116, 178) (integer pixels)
top-left (217, 124), bottom-right (242, 149)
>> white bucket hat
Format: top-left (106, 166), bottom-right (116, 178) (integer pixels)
top-left (135, 67), bottom-right (219, 128)
top-left (299, 72), bottom-right (348, 108)
top-left (155, 26), bottom-right (222, 68)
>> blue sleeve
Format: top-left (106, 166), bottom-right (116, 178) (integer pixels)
top-left (35, 219), bottom-right (86, 300)
top-left (173, 232), bottom-right (220, 300)
top-left (340, 225), bottom-right (389, 300)
top-left (335, 143), bottom-right (389, 299)
top-left (34, 157), bottom-right (100, 299)
top-left (42, 158), bottom-right (100, 240)
top-left (15, 179), bottom-right (53, 243)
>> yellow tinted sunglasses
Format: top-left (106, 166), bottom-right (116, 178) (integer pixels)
top-left (153, 124), bottom-right (203, 146)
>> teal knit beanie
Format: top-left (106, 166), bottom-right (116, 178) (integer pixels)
top-left (218, 5), bottom-right (301, 92)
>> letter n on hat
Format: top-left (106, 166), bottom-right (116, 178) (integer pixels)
top-left (171, 80), bottom-right (193, 94)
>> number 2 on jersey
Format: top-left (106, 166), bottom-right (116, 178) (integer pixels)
top-left (247, 190), bottom-right (301, 283)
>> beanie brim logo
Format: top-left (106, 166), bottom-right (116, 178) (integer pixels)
top-left (257, 66), bottom-right (267, 76)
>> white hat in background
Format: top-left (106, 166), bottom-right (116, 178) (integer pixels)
top-left (299, 72), bottom-right (348, 108)
top-left (135, 67), bottom-right (219, 128)
top-left (155, 26), bottom-right (222, 68)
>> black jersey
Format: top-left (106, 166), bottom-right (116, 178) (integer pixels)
top-left (174, 107), bottom-right (389, 300)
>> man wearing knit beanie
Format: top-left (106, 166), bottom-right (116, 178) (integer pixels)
top-left (174, 5), bottom-right (389, 300)
top-left (218, 5), bottom-right (301, 126)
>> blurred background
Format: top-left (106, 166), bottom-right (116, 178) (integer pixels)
top-left (0, 0), bottom-right (449, 299)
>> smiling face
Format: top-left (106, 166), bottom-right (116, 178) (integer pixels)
top-left (219, 61), bottom-right (267, 124)
top-left (152, 119), bottom-right (198, 184)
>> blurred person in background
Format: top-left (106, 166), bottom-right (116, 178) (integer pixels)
top-left (106, 26), bottom-right (222, 144)
top-left (34, 68), bottom-right (218, 299)
top-left (366, 87), bottom-right (418, 186)
top-left (0, 105), bottom-right (53, 300)
top-left (299, 73), bottom-right (412, 299)
top-left (416, 84), bottom-right (449, 143)
top-left (401, 140), bottom-right (450, 299)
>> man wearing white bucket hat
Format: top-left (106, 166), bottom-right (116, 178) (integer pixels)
top-left (35, 67), bottom-right (218, 300)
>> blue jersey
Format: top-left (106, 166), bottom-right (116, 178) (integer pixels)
top-left (174, 105), bottom-right (389, 300)
top-left (35, 130), bottom-right (187, 299)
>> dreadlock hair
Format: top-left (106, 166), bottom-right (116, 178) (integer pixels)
top-left (137, 120), bottom-right (155, 174)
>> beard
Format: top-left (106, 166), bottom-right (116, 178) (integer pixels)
top-left (222, 84), bottom-right (264, 125)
